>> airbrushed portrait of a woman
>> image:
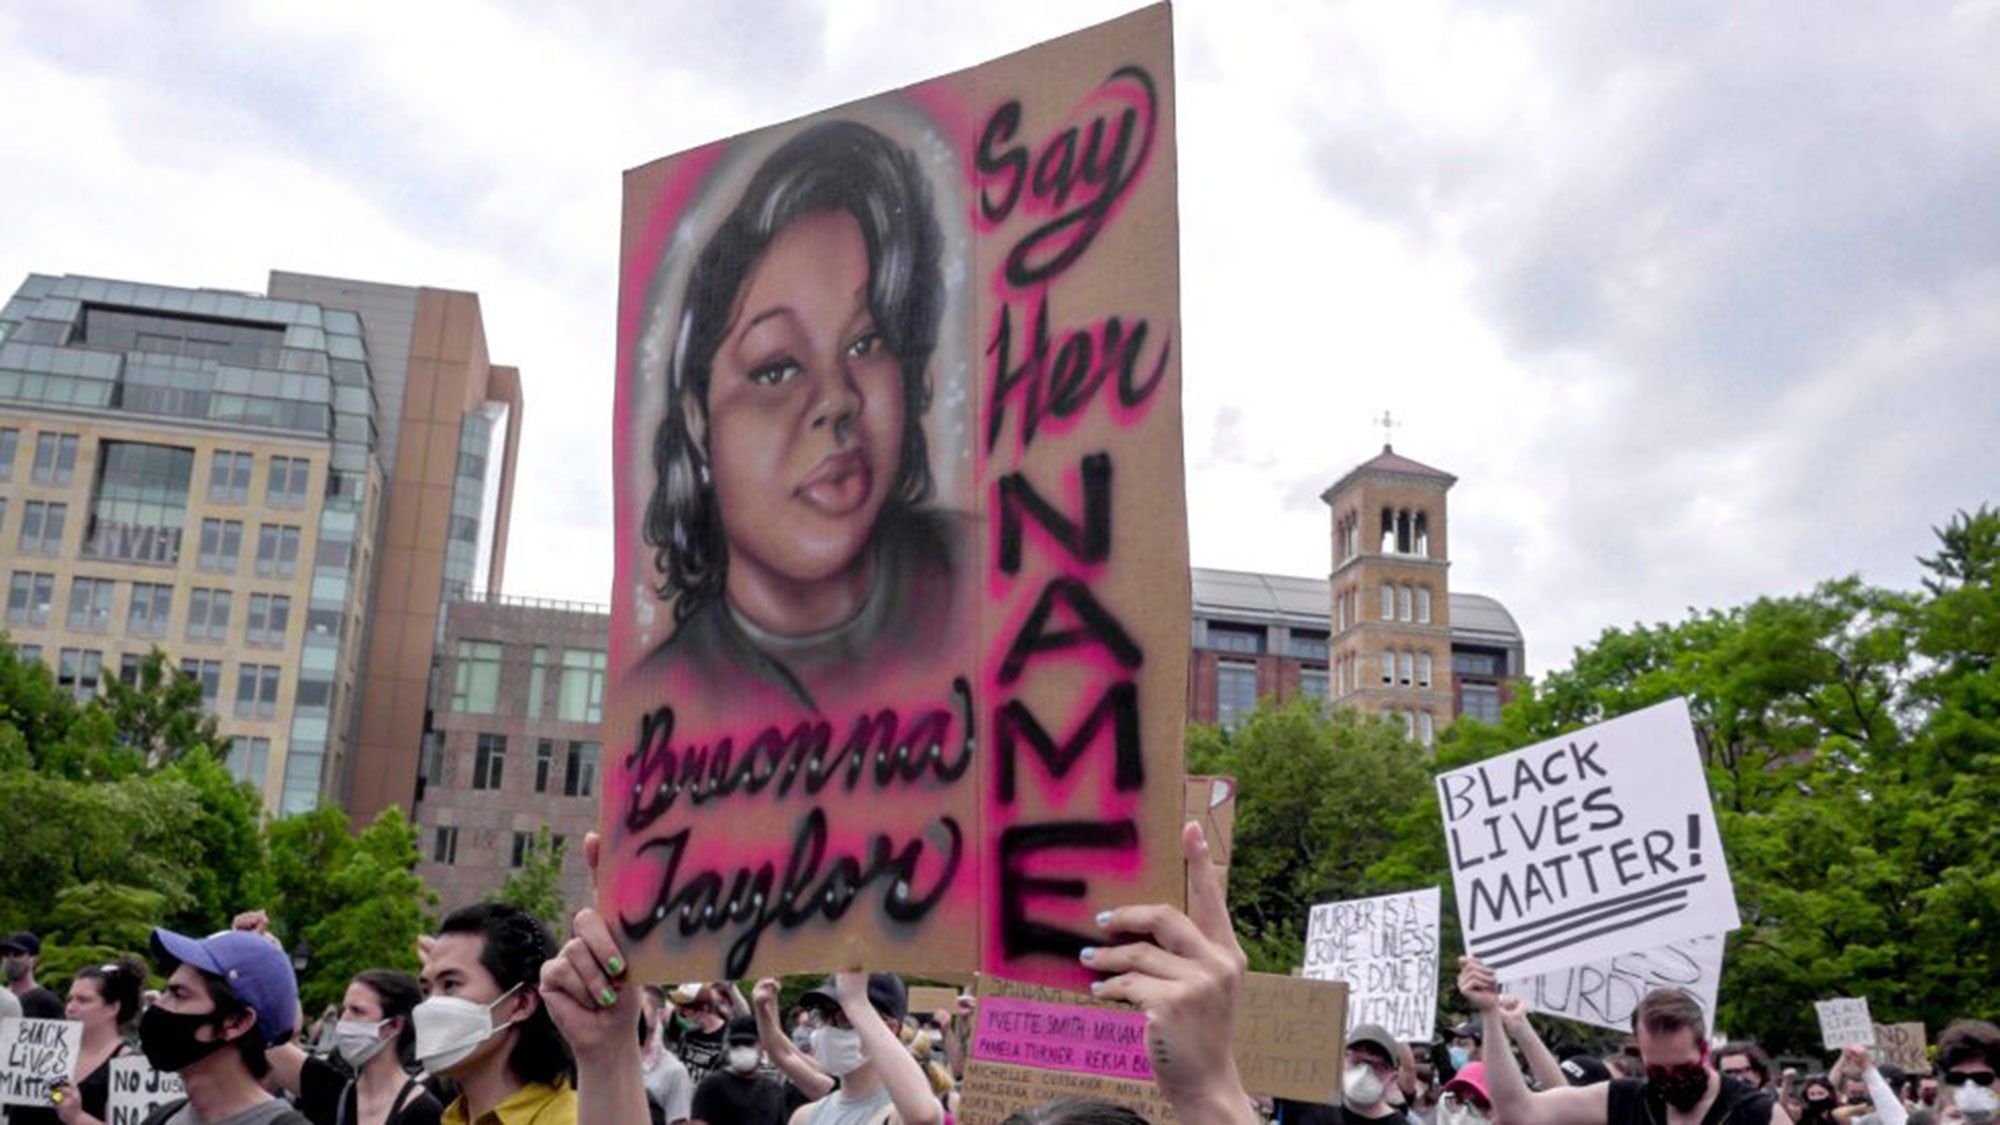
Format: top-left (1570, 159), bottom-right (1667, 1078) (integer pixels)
top-left (624, 116), bottom-right (977, 722)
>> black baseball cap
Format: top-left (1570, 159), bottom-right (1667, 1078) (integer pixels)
top-left (1561, 1055), bottom-right (1612, 1086)
top-left (726, 1015), bottom-right (760, 1045)
top-left (0, 932), bottom-right (39, 957)
top-left (800, 973), bottom-right (907, 1024)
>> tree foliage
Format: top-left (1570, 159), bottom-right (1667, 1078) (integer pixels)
top-left (496, 824), bottom-right (568, 937)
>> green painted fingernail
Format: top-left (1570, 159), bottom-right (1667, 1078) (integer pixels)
top-left (600, 987), bottom-right (617, 1007)
top-left (608, 956), bottom-right (624, 975)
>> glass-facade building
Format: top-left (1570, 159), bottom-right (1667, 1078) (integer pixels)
top-left (0, 275), bottom-right (384, 813)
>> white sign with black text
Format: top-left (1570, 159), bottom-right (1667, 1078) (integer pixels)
top-left (0, 1018), bottom-right (82, 1108)
top-left (1502, 934), bottom-right (1723, 1035)
top-left (1303, 887), bottom-right (1440, 1042)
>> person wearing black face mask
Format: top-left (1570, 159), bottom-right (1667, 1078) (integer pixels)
top-left (1799, 1078), bottom-right (1842, 1125)
top-left (1459, 957), bottom-right (1790, 1125)
top-left (133, 926), bottom-right (312, 1125)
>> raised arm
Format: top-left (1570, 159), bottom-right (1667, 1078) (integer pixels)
top-left (542, 834), bottom-right (652, 1125)
top-left (1460, 957), bottom-right (1608, 1125)
top-left (838, 972), bottom-right (942, 1125)
top-left (1498, 995), bottom-right (1569, 1089)
top-left (1846, 1047), bottom-right (1906, 1125)
top-left (753, 977), bottom-right (835, 1101)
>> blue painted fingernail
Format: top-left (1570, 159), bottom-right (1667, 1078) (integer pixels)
top-left (1079, 946), bottom-right (1098, 965)
top-left (1095, 911), bottom-right (1114, 927)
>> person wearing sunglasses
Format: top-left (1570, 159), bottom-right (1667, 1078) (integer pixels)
top-left (1936, 1021), bottom-right (1999, 1125)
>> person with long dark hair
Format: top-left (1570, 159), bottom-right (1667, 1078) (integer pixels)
top-left (266, 969), bottom-right (443, 1125)
top-left (639, 119), bottom-right (969, 715)
top-left (47, 957), bottom-right (147, 1125)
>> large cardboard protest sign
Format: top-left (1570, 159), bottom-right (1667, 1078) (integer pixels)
top-left (1502, 934), bottom-right (1724, 1035)
top-left (107, 1058), bottom-right (186, 1125)
top-left (1302, 888), bottom-right (1440, 1042)
top-left (1874, 1022), bottom-right (1929, 1075)
top-left (0, 1018), bottom-right (81, 1107)
top-left (1437, 698), bottom-right (1738, 979)
top-left (959, 972), bottom-right (1349, 1123)
top-left (1816, 998), bottom-right (1876, 1049)
top-left (602, 5), bottom-right (1188, 986)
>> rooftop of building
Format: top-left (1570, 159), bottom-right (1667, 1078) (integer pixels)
top-left (1191, 564), bottom-right (1524, 645)
top-left (1321, 444), bottom-right (1458, 501)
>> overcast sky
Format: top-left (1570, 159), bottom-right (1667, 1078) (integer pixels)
top-left (4, 0), bottom-right (1994, 676)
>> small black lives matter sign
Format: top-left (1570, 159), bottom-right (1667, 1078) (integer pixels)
top-left (1437, 697), bottom-right (1739, 978)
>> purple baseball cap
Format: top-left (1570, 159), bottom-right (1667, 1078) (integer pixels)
top-left (151, 928), bottom-right (298, 1045)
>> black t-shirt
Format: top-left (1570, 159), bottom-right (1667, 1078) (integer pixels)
top-left (675, 1026), bottom-right (728, 1088)
top-left (690, 1071), bottom-right (788, 1125)
top-left (19, 986), bottom-right (64, 1019)
top-left (1607, 1075), bottom-right (1777, 1125)
top-left (1275, 1102), bottom-right (1415, 1125)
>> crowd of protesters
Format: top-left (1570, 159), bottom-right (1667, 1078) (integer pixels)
top-left (2, 822), bottom-right (1994, 1125)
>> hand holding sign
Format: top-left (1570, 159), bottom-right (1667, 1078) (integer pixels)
top-left (1086, 821), bottom-right (1256, 1125)
top-left (1458, 955), bottom-right (1502, 1013)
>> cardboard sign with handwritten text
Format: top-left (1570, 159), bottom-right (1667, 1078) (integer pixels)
top-left (1873, 1022), bottom-right (1928, 1075)
top-left (0, 1018), bottom-right (81, 1107)
top-left (604, 3), bottom-right (1187, 991)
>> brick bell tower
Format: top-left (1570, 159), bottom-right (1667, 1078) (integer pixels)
top-left (1321, 425), bottom-right (1456, 746)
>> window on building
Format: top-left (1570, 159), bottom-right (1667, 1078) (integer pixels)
top-left (18, 644), bottom-right (41, 664)
top-left (1462, 683), bottom-right (1503, 726)
top-left (1288, 630), bottom-right (1329, 660)
top-left (18, 500), bottom-right (67, 555)
top-left (1399, 650), bottom-right (1414, 686)
top-left (564, 741), bottom-right (599, 798)
top-left (57, 648), bottom-right (103, 700)
top-left (117, 653), bottom-right (144, 688)
top-left (1300, 667), bottom-right (1330, 704)
top-left (557, 649), bottom-right (606, 724)
top-left (527, 646), bottom-right (548, 719)
top-left (473, 733), bottom-right (507, 790)
top-left (1417, 651), bottom-right (1434, 688)
top-left (1415, 511), bottom-right (1430, 556)
top-left (245, 593), bottom-right (290, 646)
top-left (452, 640), bottom-right (504, 714)
top-left (127, 583), bottom-right (173, 637)
top-left (1335, 591), bottom-right (1347, 632)
top-left (228, 737), bottom-right (270, 788)
top-left (67, 577), bottom-right (116, 632)
top-left (178, 658), bottom-right (222, 709)
top-left (197, 518), bottom-right (243, 572)
top-left (1216, 660), bottom-right (1259, 729)
top-left (1207, 625), bottom-right (1264, 655)
top-left (7, 571), bottom-right (55, 627)
top-left (186, 588), bottom-right (231, 643)
top-left (535, 739), bottom-right (555, 794)
top-left (234, 664), bottom-right (280, 720)
top-left (511, 831), bottom-right (536, 869)
top-left (1399, 584), bottom-right (1413, 622)
top-left (1417, 710), bottom-right (1435, 747)
top-left (1381, 650), bottom-right (1395, 685)
top-left (433, 826), bottom-right (460, 866)
top-left (32, 432), bottom-right (80, 484)
top-left (267, 457), bottom-right (310, 508)
top-left (0, 427), bottom-right (17, 479)
top-left (208, 450), bottom-right (254, 504)
top-left (1453, 650), bottom-right (1502, 677)
top-left (1380, 583), bottom-right (1394, 621)
top-left (1416, 586), bottom-right (1432, 623)
top-left (255, 524), bottom-right (301, 578)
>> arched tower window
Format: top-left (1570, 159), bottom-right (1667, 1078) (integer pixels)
top-left (1415, 510), bottom-right (1430, 556)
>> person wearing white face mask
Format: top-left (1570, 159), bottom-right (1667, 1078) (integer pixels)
top-left (416, 903), bottom-right (576, 1125)
top-left (1274, 1023), bottom-right (1417, 1125)
top-left (786, 972), bottom-right (942, 1125)
top-left (265, 968), bottom-right (443, 1125)
top-left (691, 1016), bottom-right (788, 1125)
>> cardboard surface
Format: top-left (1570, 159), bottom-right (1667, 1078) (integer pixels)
top-left (1437, 698), bottom-right (1740, 978)
top-left (1186, 775), bottom-right (1237, 887)
top-left (1303, 887), bottom-right (1439, 1042)
top-left (0, 1018), bottom-right (81, 1107)
top-left (106, 1057), bottom-right (185, 1125)
top-left (1503, 934), bottom-right (1724, 1035)
top-left (908, 986), bottom-right (964, 1019)
top-left (602, 4), bottom-right (1188, 987)
top-left (1816, 998), bottom-right (1876, 1049)
top-left (1236, 972), bottom-right (1348, 1105)
top-left (1873, 1022), bottom-right (1929, 1075)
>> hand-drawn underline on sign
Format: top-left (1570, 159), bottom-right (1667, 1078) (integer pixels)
top-left (1469, 871), bottom-right (1710, 970)
top-left (971, 997), bottom-right (1154, 1081)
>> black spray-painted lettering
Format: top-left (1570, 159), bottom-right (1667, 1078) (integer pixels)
top-left (998, 819), bottom-right (1140, 959)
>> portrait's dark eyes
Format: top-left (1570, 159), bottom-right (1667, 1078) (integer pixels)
top-left (846, 330), bottom-right (883, 359)
top-left (747, 357), bottom-right (802, 386)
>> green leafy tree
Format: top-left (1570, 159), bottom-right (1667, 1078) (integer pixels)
top-left (1189, 699), bottom-right (1433, 972)
top-left (265, 805), bottom-right (358, 947)
top-left (159, 749), bottom-right (269, 934)
top-left (36, 881), bottom-right (172, 995)
top-left (496, 824), bottom-right (568, 936)
top-left (291, 806), bottom-right (438, 1013)
top-left (0, 770), bottom-right (201, 927)
top-left (100, 648), bottom-right (227, 769)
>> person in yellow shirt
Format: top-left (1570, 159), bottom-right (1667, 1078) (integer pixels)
top-left (416, 903), bottom-right (576, 1125)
